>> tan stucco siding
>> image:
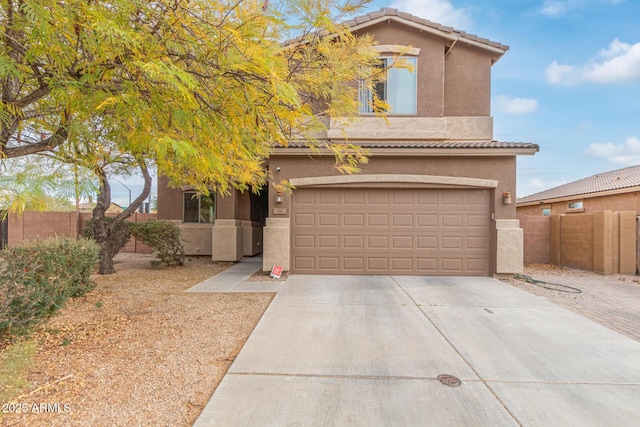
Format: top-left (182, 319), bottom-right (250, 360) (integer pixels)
top-left (444, 43), bottom-right (492, 117)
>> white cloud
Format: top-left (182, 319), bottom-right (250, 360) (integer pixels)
top-left (585, 137), bottom-right (640, 165)
top-left (389, 0), bottom-right (472, 28)
top-left (546, 39), bottom-right (640, 85)
top-left (495, 95), bottom-right (539, 115)
top-left (539, 0), bottom-right (581, 17)
top-left (583, 39), bottom-right (640, 83)
top-left (545, 61), bottom-right (578, 85)
top-left (538, 0), bottom-right (625, 17)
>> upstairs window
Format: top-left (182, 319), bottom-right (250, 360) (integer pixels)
top-left (359, 57), bottom-right (417, 115)
top-left (184, 192), bottom-right (215, 223)
top-left (542, 208), bottom-right (551, 216)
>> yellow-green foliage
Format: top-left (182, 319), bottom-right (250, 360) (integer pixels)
top-left (1, 0), bottom-right (383, 197)
top-left (0, 340), bottom-right (37, 403)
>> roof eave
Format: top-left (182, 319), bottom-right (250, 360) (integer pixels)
top-left (517, 185), bottom-right (640, 207)
top-left (348, 15), bottom-right (509, 58)
top-left (273, 146), bottom-right (539, 156)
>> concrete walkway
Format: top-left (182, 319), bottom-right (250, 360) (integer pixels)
top-left (194, 275), bottom-right (640, 426)
top-left (185, 257), bottom-right (282, 293)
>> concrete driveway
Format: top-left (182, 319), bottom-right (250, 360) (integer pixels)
top-left (193, 275), bottom-right (640, 426)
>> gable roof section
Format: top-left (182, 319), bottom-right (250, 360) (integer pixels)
top-left (517, 164), bottom-right (640, 205)
top-left (345, 8), bottom-right (509, 60)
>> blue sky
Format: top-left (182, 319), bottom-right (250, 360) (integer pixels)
top-left (369, 0), bottom-right (640, 198)
top-left (112, 0), bottom-right (640, 206)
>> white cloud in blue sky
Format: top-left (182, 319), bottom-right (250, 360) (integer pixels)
top-left (495, 96), bottom-right (539, 115)
top-left (585, 137), bottom-right (640, 165)
top-left (538, 0), bottom-right (626, 17)
top-left (546, 39), bottom-right (640, 85)
top-left (539, 0), bottom-right (581, 17)
top-left (389, 0), bottom-right (471, 28)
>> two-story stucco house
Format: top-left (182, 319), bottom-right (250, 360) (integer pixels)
top-left (157, 8), bottom-right (539, 276)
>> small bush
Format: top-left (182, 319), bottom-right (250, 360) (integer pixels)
top-left (0, 237), bottom-right (100, 340)
top-left (129, 220), bottom-right (185, 267)
top-left (82, 216), bottom-right (131, 258)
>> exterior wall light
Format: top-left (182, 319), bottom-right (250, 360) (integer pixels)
top-left (503, 191), bottom-right (512, 205)
top-left (275, 192), bottom-right (283, 203)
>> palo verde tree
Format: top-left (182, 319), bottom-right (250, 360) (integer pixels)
top-left (2, 0), bottom-right (386, 272)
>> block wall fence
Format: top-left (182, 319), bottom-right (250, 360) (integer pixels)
top-left (7, 211), bottom-right (156, 254)
top-left (518, 211), bottom-right (637, 275)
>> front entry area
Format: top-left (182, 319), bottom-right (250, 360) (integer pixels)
top-left (290, 187), bottom-right (491, 275)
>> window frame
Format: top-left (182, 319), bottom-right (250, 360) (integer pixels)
top-left (183, 191), bottom-right (215, 224)
top-left (358, 56), bottom-right (418, 115)
top-left (567, 201), bottom-right (584, 212)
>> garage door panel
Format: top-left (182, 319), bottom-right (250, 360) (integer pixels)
top-left (367, 214), bottom-right (389, 227)
top-left (442, 192), bottom-right (464, 205)
top-left (368, 192), bottom-right (389, 204)
top-left (467, 214), bottom-right (489, 227)
top-left (344, 213), bottom-right (364, 226)
top-left (291, 188), bottom-right (491, 276)
top-left (318, 235), bottom-right (339, 249)
top-left (417, 214), bottom-right (438, 227)
top-left (343, 235), bottom-right (364, 248)
top-left (392, 214), bottom-right (413, 227)
top-left (318, 213), bottom-right (339, 226)
top-left (343, 257), bottom-right (364, 271)
top-left (392, 258), bottom-right (413, 271)
top-left (417, 236), bottom-right (437, 249)
top-left (367, 235), bottom-right (389, 249)
top-left (294, 213), bottom-right (315, 226)
top-left (367, 258), bottom-right (389, 271)
top-left (294, 235), bottom-right (315, 248)
top-left (392, 236), bottom-right (413, 249)
top-left (294, 257), bottom-right (315, 270)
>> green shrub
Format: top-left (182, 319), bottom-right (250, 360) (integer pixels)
top-left (129, 220), bottom-right (185, 267)
top-left (0, 237), bottom-right (100, 340)
top-left (82, 216), bottom-right (131, 258)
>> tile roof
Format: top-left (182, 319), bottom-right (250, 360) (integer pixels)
top-left (283, 8), bottom-right (509, 54)
top-left (344, 8), bottom-right (509, 52)
top-left (285, 140), bottom-right (539, 150)
top-left (517, 164), bottom-right (640, 204)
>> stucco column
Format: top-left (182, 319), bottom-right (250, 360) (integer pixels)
top-left (263, 217), bottom-right (290, 272)
top-left (593, 211), bottom-right (613, 274)
top-left (212, 219), bottom-right (244, 262)
top-left (495, 219), bottom-right (524, 274)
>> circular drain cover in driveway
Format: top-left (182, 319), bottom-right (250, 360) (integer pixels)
top-left (437, 374), bottom-right (462, 387)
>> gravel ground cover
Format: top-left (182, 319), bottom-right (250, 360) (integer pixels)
top-left (1, 253), bottom-right (273, 426)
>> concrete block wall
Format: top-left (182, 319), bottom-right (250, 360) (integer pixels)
top-left (9, 211), bottom-right (156, 254)
top-left (559, 214), bottom-right (594, 271)
top-left (9, 211), bottom-right (81, 247)
top-left (517, 214), bottom-right (550, 263)
top-left (545, 211), bottom-right (636, 274)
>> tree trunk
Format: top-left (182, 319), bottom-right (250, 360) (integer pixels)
top-left (98, 241), bottom-right (116, 274)
top-left (93, 161), bottom-right (152, 274)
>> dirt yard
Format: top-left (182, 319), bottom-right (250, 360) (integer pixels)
top-left (1, 254), bottom-right (274, 426)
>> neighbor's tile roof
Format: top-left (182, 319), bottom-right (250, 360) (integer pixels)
top-left (285, 140), bottom-right (539, 150)
top-left (344, 8), bottom-right (509, 52)
top-left (518, 164), bottom-right (640, 204)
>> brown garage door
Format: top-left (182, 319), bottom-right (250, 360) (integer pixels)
top-left (291, 188), bottom-right (491, 275)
